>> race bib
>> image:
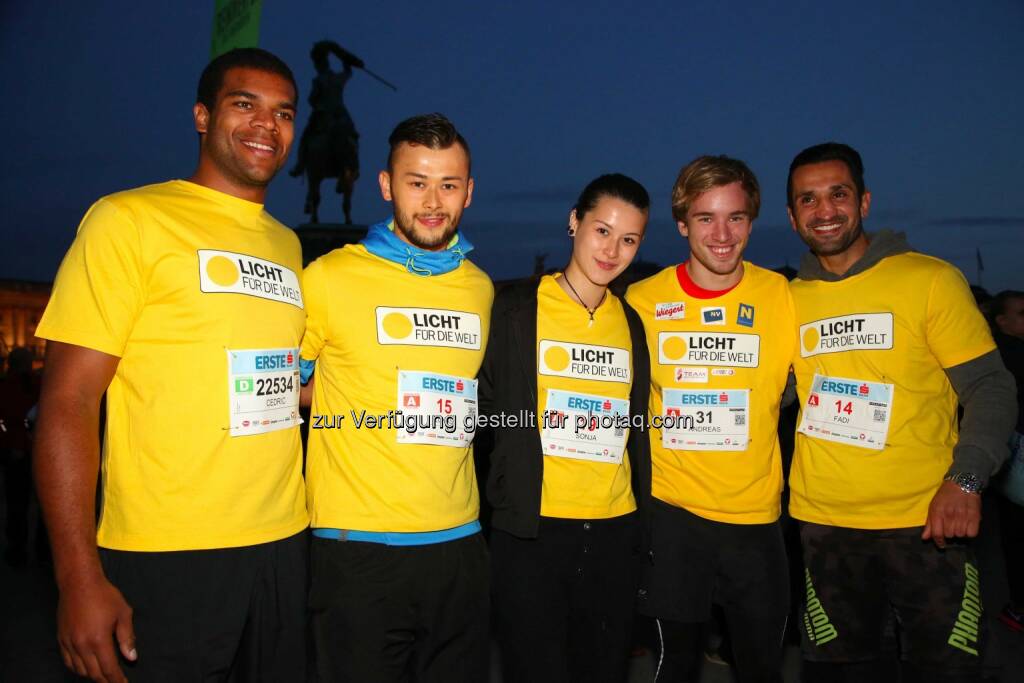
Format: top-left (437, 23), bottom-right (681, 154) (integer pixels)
top-left (227, 348), bottom-right (301, 436)
top-left (540, 389), bottom-right (629, 464)
top-left (395, 370), bottom-right (477, 447)
top-left (661, 389), bottom-right (749, 451)
top-left (797, 373), bottom-right (894, 450)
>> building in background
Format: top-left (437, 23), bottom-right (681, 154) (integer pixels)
top-left (0, 280), bottom-right (50, 365)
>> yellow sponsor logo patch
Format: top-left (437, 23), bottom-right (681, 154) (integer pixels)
top-left (799, 313), bottom-right (893, 358)
top-left (538, 340), bottom-right (630, 383)
top-left (375, 307), bottom-right (482, 349)
top-left (198, 250), bottom-right (302, 308)
top-left (658, 332), bottom-right (759, 368)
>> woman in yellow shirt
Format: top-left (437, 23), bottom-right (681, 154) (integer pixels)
top-left (480, 174), bottom-right (651, 683)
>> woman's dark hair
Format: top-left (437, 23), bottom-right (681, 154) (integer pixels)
top-left (573, 173), bottom-right (650, 219)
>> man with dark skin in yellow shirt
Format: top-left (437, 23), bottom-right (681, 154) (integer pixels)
top-left (34, 49), bottom-right (308, 683)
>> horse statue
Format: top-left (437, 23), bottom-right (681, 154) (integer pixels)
top-left (290, 41), bottom-right (362, 224)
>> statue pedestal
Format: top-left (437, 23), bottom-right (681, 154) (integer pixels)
top-left (293, 223), bottom-right (368, 265)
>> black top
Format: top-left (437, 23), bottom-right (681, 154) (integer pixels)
top-left (477, 277), bottom-right (652, 541)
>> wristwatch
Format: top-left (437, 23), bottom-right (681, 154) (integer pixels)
top-left (944, 472), bottom-right (984, 495)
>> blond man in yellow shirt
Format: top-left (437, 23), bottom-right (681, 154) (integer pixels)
top-left (627, 156), bottom-right (795, 682)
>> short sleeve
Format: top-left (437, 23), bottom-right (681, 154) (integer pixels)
top-left (35, 198), bottom-right (144, 357)
top-left (300, 257), bottom-right (329, 362)
top-left (926, 263), bottom-right (995, 368)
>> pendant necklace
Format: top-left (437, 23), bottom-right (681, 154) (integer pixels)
top-left (562, 273), bottom-right (602, 327)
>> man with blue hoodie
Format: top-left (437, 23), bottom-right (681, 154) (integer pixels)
top-left (299, 113), bottom-right (493, 683)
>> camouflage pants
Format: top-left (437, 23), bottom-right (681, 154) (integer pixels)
top-left (800, 523), bottom-right (986, 678)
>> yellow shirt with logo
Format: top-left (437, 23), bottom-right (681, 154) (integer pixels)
top-left (789, 252), bottom-right (995, 528)
top-left (626, 263), bottom-right (795, 524)
top-left (36, 180), bottom-right (308, 551)
top-left (536, 275), bottom-right (636, 519)
top-left (301, 243), bottom-right (493, 532)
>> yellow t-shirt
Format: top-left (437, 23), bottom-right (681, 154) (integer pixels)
top-left (536, 274), bottom-right (636, 519)
top-left (301, 243), bottom-right (493, 532)
top-left (789, 252), bottom-right (996, 528)
top-left (36, 180), bottom-right (308, 551)
top-left (626, 263), bottom-right (795, 524)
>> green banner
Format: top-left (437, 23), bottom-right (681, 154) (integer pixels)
top-left (210, 0), bottom-right (263, 58)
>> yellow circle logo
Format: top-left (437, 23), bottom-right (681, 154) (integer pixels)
top-left (802, 327), bottom-right (820, 352)
top-left (544, 345), bottom-right (570, 371)
top-left (383, 312), bottom-right (413, 339)
top-left (206, 256), bottom-right (239, 286)
top-left (662, 336), bottom-right (688, 360)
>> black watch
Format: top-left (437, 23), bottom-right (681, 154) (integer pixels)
top-left (944, 472), bottom-right (984, 495)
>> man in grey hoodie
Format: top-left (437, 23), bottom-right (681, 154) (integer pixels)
top-left (784, 142), bottom-right (1016, 683)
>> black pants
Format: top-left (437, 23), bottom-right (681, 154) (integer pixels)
top-left (309, 532), bottom-right (489, 683)
top-left (996, 493), bottom-right (1024, 608)
top-left (654, 614), bottom-right (786, 683)
top-left (491, 513), bottom-right (640, 683)
top-left (99, 529), bottom-right (308, 682)
top-left (639, 500), bottom-right (789, 683)
top-left (799, 523), bottom-right (986, 683)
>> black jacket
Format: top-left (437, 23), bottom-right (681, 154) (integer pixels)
top-left (478, 277), bottom-right (652, 539)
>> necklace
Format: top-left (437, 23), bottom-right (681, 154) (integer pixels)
top-left (562, 273), bottom-right (603, 326)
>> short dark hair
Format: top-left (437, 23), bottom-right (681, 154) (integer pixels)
top-left (990, 289), bottom-right (1024, 325)
top-left (671, 155), bottom-right (760, 223)
top-left (196, 48), bottom-right (297, 111)
top-left (787, 142), bottom-right (865, 209)
top-left (387, 113), bottom-right (471, 172)
top-left (574, 173), bottom-right (650, 220)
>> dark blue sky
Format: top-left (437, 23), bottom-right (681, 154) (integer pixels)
top-left (3, 1), bottom-right (1022, 291)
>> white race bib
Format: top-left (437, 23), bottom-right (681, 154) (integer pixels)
top-left (395, 370), bottom-right (477, 447)
top-left (227, 348), bottom-right (301, 437)
top-left (797, 373), bottom-right (894, 450)
top-left (540, 389), bottom-right (629, 464)
top-left (661, 389), bottom-right (749, 451)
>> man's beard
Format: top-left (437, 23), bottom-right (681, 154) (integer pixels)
top-left (803, 215), bottom-right (864, 256)
top-left (394, 210), bottom-right (459, 251)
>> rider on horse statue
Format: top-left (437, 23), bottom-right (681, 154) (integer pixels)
top-left (291, 40), bottom-right (361, 180)
top-left (290, 41), bottom-right (362, 223)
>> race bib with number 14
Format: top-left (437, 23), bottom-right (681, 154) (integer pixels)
top-left (797, 373), bottom-right (894, 450)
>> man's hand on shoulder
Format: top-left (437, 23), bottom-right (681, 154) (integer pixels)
top-left (57, 571), bottom-right (136, 683)
top-left (921, 480), bottom-right (982, 549)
